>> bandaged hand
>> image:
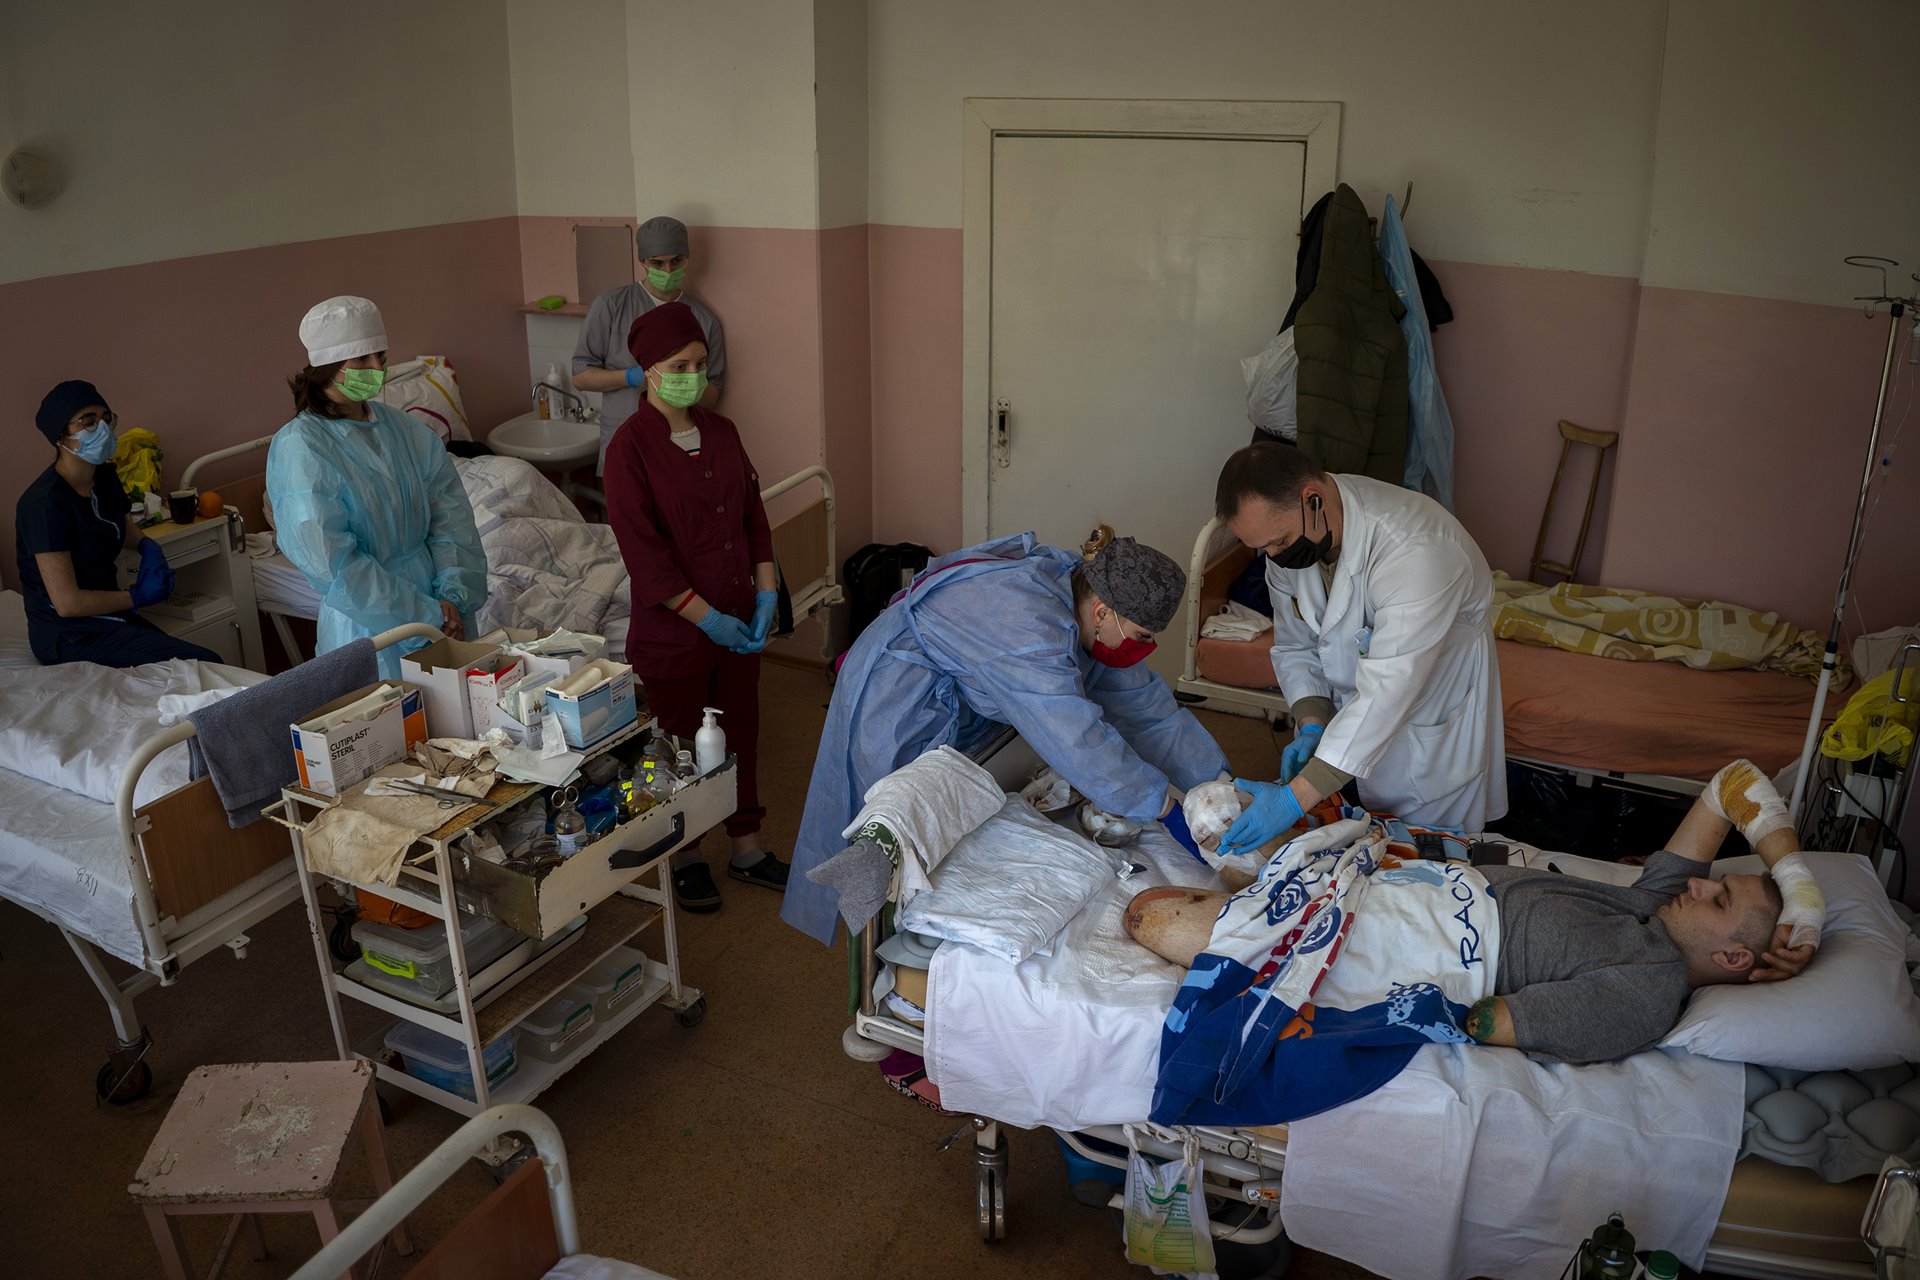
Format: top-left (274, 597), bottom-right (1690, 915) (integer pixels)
top-left (1768, 851), bottom-right (1825, 952)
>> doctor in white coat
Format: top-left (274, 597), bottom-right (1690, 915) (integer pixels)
top-left (1213, 442), bottom-right (1505, 846)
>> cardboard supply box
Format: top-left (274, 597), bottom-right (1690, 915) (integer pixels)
top-left (291, 682), bottom-right (428, 797)
top-left (466, 655), bottom-right (528, 738)
top-left (543, 659), bottom-right (637, 750)
top-left (478, 627), bottom-right (605, 684)
top-left (400, 638), bottom-right (504, 739)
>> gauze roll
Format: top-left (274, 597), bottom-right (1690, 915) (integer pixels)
top-left (1767, 851), bottom-right (1825, 951)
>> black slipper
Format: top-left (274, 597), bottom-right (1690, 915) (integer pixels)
top-left (727, 853), bottom-right (790, 892)
top-left (672, 863), bottom-right (723, 913)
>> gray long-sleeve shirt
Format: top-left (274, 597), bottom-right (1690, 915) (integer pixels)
top-left (1480, 851), bottom-right (1703, 1065)
top-left (572, 283), bottom-right (726, 473)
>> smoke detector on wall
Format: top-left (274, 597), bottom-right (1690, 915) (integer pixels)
top-left (3, 148), bottom-right (63, 210)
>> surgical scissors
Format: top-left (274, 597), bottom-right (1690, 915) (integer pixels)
top-left (387, 780), bottom-right (472, 809)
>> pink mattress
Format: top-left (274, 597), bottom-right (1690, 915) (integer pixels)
top-left (1194, 632), bottom-right (1829, 783)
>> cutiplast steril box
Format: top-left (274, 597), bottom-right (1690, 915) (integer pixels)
top-left (290, 682), bottom-right (429, 796)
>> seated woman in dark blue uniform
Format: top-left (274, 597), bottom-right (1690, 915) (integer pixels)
top-left (15, 380), bottom-right (218, 668)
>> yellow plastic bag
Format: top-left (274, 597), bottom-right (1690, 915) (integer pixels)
top-left (113, 427), bottom-right (164, 503)
top-left (1821, 668), bottom-right (1920, 768)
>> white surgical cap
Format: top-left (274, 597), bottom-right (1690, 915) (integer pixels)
top-left (299, 295), bottom-right (388, 366)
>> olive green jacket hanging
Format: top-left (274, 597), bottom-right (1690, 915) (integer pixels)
top-left (1291, 184), bottom-right (1410, 483)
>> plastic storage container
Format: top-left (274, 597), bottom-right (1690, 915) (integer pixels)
top-left (383, 1021), bottom-right (519, 1101)
top-left (565, 954), bottom-right (650, 1022)
top-left (520, 992), bottom-right (597, 1063)
top-left (352, 915), bottom-right (522, 999)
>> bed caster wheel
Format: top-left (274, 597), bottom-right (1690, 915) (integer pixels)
top-left (975, 1162), bottom-right (1006, 1243)
top-left (672, 997), bottom-right (707, 1028)
top-left (97, 1059), bottom-right (153, 1105)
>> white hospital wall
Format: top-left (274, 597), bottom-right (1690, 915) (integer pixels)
top-left (0, 0), bottom-right (518, 285)
top-left (1601, 0), bottom-right (1920, 634)
top-left (507, 0), bottom-right (635, 219)
top-left (1637, 0), bottom-right (1920, 305)
top-left (866, 0), bottom-right (1668, 273)
top-left (866, 0), bottom-right (1672, 570)
top-left (0, 0), bottom-right (532, 594)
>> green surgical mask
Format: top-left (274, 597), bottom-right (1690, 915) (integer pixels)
top-left (651, 368), bottom-right (707, 409)
top-left (336, 367), bottom-right (387, 402)
top-left (646, 265), bottom-right (687, 293)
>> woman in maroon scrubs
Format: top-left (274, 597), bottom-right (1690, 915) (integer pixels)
top-left (604, 302), bottom-right (789, 913)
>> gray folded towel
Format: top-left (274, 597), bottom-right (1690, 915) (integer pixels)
top-left (187, 639), bottom-right (379, 826)
top-left (805, 838), bottom-right (893, 932)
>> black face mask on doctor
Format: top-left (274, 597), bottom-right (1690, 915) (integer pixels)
top-left (1271, 492), bottom-right (1334, 569)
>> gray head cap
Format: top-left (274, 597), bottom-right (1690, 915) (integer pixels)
top-left (636, 216), bottom-right (690, 259)
top-left (1083, 536), bottom-right (1186, 632)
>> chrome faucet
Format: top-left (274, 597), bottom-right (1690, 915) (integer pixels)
top-left (535, 380), bottom-right (587, 421)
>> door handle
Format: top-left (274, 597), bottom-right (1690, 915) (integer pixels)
top-left (993, 397), bottom-right (1012, 469)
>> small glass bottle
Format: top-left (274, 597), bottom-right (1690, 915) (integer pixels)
top-left (551, 786), bottom-right (587, 856)
top-left (674, 749), bottom-right (697, 788)
top-left (616, 764), bottom-right (636, 823)
top-left (642, 756), bottom-right (676, 805)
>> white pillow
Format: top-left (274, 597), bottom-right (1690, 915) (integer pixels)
top-left (898, 798), bottom-right (1116, 965)
top-left (1661, 853), bottom-right (1920, 1070)
top-left (377, 355), bottom-right (472, 442)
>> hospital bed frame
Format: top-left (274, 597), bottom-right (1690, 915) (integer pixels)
top-left (24, 621), bottom-right (441, 1105)
top-left (845, 729), bottom-right (1877, 1277)
top-left (1175, 515), bottom-right (1708, 805)
top-left (288, 1104), bottom-right (649, 1280)
top-left (183, 442), bottom-right (844, 667)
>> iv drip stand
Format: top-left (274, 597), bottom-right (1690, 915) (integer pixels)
top-left (1786, 260), bottom-right (1913, 835)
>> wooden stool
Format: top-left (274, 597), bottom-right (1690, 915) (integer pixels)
top-left (129, 1061), bottom-right (410, 1280)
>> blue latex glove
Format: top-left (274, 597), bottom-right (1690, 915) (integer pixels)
top-left (1161, 804), bottom-right (1203, 862)
top-left (624, 365), bottom-right (646, 387)
top-left (695, 608), bottom-right (756, 653)
top-left (1217, 777), bottom-right (1305, 857)
top-left (1279, 722), bottom-right (1324, 784)
top-left (130, 557), bottom-right (174, 609)
top-left (749, 589), bottom-right (779, 644)
top-left (137, 538), bottom-right (167, 571)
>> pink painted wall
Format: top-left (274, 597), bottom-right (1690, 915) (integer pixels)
top-left (1429, 259), bottom-right (1642, 582)
top-left (1601, 288), bottom-right (1918, 635)
top-left (0, 218), bottom-right (529, 591)
top-left (869, 224), bottom-right (964, 551)
top-left (516, 215), bottom-right (635, 305)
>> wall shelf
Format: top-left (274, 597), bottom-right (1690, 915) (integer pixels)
top-left (518, 302), bottom-right (590, 317)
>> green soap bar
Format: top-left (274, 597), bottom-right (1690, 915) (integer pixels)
top-left (536, 295), bottom-right (567, 310)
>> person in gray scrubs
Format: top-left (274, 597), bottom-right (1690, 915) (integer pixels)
top-left (571, 215), bottom-right (729, 473)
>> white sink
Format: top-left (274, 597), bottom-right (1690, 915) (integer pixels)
top-left (488, 412), bottom-right (600, 467)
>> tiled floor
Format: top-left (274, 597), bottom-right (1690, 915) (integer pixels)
top-left (0, 661), bottom-right (1376, 1279)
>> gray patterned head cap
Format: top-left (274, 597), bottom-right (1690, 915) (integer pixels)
top-left (1083, 536), bottom-right (1186, 632)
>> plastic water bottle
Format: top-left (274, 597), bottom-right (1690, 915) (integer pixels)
top-left (551, 786), bottom-right (587, 856)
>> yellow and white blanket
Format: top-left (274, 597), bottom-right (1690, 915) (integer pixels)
top-left (1492, 572), bottom-right (1835, 679)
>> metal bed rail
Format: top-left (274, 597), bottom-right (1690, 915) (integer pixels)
top-left (71, 620), bottom-right (443, 1101)
top-left (1175, 514), bottom-right (1289, 721)
top-left (289, 1104), bottom-right (581, 1280)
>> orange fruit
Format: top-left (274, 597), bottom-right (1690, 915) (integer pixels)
top-left (197, 490), bottom-right (223, 518)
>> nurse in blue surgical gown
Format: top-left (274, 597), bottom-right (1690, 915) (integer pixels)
top-left (785, 526), bottom-right (1229, 944)
top-left (266, 296), bottom-right (486, 678)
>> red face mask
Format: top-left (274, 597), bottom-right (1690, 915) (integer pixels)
top-left (1090, 613), bottom-right (1157, 668)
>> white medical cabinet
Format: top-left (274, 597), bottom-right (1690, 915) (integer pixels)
top-left (272, 718), bottom-right (731, 1132)
top-left (123, 512), bottom-right (266, 670)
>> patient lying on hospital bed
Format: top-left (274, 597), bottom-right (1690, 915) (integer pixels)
top-left (1127, 759), bottom-right (1824, 1066)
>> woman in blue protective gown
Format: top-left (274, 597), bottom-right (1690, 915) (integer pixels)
top-left (266, 296), bottom-right (486, 677)
top-left (784, 525), bottom-right (1230, 944)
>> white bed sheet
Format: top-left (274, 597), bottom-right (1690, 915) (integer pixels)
top-left (0, 599), bottom-right (263, 806)
top-left (0, 758), bottom-right (145, 964)
top-left (925, 822), bottom-right (1745, 1279)
top-left (251, 551), bottom-right (320, 618)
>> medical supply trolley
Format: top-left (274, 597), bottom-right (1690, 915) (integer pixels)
top-left (271, 719), bottom-right (734, 1139)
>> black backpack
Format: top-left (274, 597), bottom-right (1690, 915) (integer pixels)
top-left (841, 541), bottom-right (934, 649)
